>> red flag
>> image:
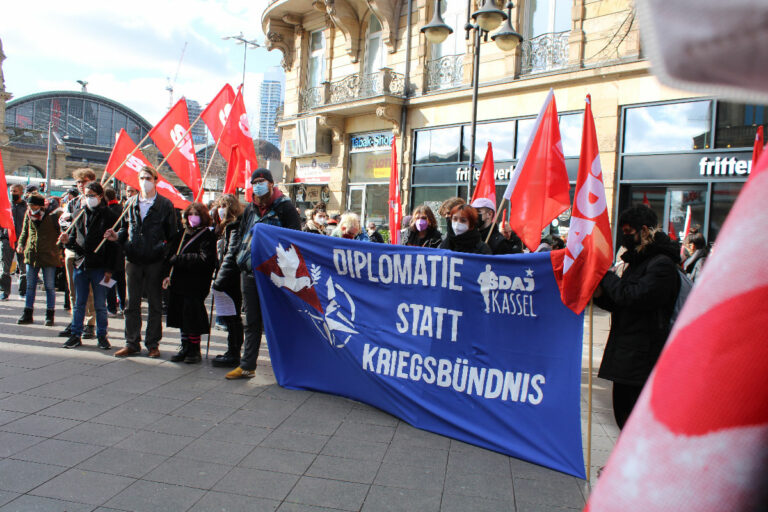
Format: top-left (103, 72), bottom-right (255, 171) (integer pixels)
top-left (503, 89), bottom-right (570, 251)
top-left (0, 150), bottom-right (16, 247)
top-left (680, 204), bottom-right (692, 258)
top-left (148, 98), bottom-right (201, 197)
top-left (553, 95), bottom-right (612, 315)
top-left (642, 192), bottom-right (650, 207)
top-left (223, 144), bottom-right (253, 202)
top-left (470, 142), bottom-right (496, 205)
top-left (752, 125), bottom-right (764, 170)
top-left (584, 154), bottom-right (768, 512)
top-left (105, 130), bottom-right (190, 209)
top-left (388, 136), bottom-right (401, 244)
top-left (201, 84), bottom-right (237, 160)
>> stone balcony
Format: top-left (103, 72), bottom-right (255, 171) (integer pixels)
top-left (298, 68), bottom-right (406, 113)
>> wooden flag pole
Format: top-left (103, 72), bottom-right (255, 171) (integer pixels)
top-left (62, 198), bottom-right (87, 236)
top-left (586, 299), bottom-right (594, 481)
top-left (484, 197), bottom-right (508, 244)
top-left (93, 195), bottom-right (137, 253)
top-left (100, 131), bottom-right (154, 186)
top-left (205, 295), bottom-right (215, 360)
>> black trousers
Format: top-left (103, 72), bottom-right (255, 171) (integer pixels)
top-left (612, 382), bottom-right (644, 430)
top-left (239, 272), bottom-right (263, 371)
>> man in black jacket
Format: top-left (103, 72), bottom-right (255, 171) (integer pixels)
top-left (105, 166), bottom-right (177, 358)
top-left (471, 198), bottom-right (523, 255)
top-left (593, 205), bottom-right (680, 429)
top-left (0, 184), bottom-right (26, 300)
top-left (223, 169), bottom-right (301, 380)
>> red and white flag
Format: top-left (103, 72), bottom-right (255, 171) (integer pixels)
top-left (0, 150), bottom-right (16, 247)
top-left (148, 98), bottom-right (201, 197)
top-left (751, 125), bottom-right (764, 170)
top-left (201, 84), bottom-right (237, 159)
top-left (223, 145), bottom-right (253, 202)
top-left (553, 95), bottom-right (612, 315)
top-left (680, 204), bottom-right (692, 258)
top-left (584, 153), bottom-right (768, 512)
top-left (503, 89), bottom-right (570, 251)
top-left (388, 136), bottom-right (401, 244)
top-left (470, 142), bottom-right (496, 205)
top-left (105, 130), bottom-right (190, 209)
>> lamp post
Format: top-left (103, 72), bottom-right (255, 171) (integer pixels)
top-left (222, 32), bottom-right (261, 88)
top-left (422, 0), bottom-right (521, 200)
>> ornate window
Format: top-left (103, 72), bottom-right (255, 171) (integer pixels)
top-left (308, 30), bottom-right (326, 89)
top-left (521, 0), bottom-right (571, 74)
top-left (426, 0), bottom-right (466, 92)
top-left (364, 14), bottom-right (385, 77)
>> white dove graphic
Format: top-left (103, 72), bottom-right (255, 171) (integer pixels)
top-left (270, 244), bottom-right (312, 292)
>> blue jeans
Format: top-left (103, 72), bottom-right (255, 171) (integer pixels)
top-left (72, 267), bottom-right (108, 337)
top-left (25, 265), bottom-right (56, 310)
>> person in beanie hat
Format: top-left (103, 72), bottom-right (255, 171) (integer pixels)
top-left (15, 194), bottom-right (61, 325)
top-left (220, 168), bottom-right (301, 379)
top-left (470, 197), bottom-right (523, 255)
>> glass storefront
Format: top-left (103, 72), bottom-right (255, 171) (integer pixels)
top-left (347, 131), bottom-right (392, 229)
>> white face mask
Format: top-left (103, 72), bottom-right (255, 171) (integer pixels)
top-left (85, 196), bottom-right (100, 209)
top-left (140, 179), bottom-right (155, 195)
top-left (217, 207), bottom-right (228, 220)
top-left (315, 216), bottom-right (327, 225)
top-left (452, 222), bottom-right (469, 236)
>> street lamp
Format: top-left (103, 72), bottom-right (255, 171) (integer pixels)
top-left (421, 0), bottom-right (522, 199)
top-left (222, 32), bottom-right (261, 87)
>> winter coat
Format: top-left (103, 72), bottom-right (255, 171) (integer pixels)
top-left (302, 220), bottom-right (327, 235)
top-left (479, 223), bottom-right (523, 255)
top-left (230, 190), bottom-right (302, 274)
top-left (439, 228), bottom-right (492, 255)
top-left (107, 202), bottom-right (126, 274)
top-left (595, 231), bottom-right (681, 386)
top-left (683, 249), bottom-right (707, 282)
top-left (17, 207), bottom-right (62, 268)
top-left (65, 202), bottom-right (120, 273)
top-left (164, 227), bottom-right (217, 333)
top-left (404, 227), bottom-right (443, 248)
top-left (368, 230), bottom-right (385, 243)
top-left (117, 194), bottom-right (177, 265)
top-left (213, 219), bottom-right (243, 311)
top-left (0, 200), bottom-right (26, 241)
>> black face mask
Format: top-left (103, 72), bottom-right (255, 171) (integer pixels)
top-left (621, 232), bottom-right (638, 250)
top-left (11, 194), bottom-right (20, 202)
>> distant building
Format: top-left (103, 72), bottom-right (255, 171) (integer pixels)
top-left (257, 78), bottom-right (283, 148)
top-left (185, 99), bottom-right (206, 145)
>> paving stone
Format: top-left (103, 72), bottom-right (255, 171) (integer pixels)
top-left (285, 476), bottom-right (369, 511)
top-left (447, 444), bottom-right (513, 476)
top-left (277, 504), bottom-right (344, 512)
top-left (13, 439), bottom-right (104, 467)
top-left (0, 459), bottom-right (66, 493)
top-left (382, 444), bottom-right (448, 470)
top-left (279, 412), bottom-right (342, 436)
top-left (0, 494), bottom-right (94, 512)
top-left (516, 501), bottom-right (582, 512)
top-left (55, 422), bottom-right (134, 447)
top-left (306, 455), bottom-right (380, 484)
top-left (213, 467), bottom-right (299, 501)
top-left (513, 476), bottom-right (586, 508)
top-left (333, 421), bottom-right (396, 444)
top-left (440, 493), bottom-right (516, 512)
top-left (176, 438), bottom-right (249, 465)
top-left (344, 407), bottom-right (399, 427)
top-left (26, 375), bottom-right (111, 399)
top-left (391, 423), bottom-right (451, 451)
top-left (373, 462), bottom-right (445, 490)
top-left (145, 414), bottom-right (215, 437)
top-left (0, 491), bottom-right (19, 508)
top-left (194, 390), bottom-right (253, 408)
top-left (238, 447), bottom-right (316, 475)
top-left (0, 394), bottom-right (61, 414)
top-left (200, 422), bottom-right (271, 446)
top-left (260, 429), bottom-right (329, 454)
top-left (76, 447), bottom-right (167, 478)
top-left (105, 480), bottom-right (206, 512)
top-left (143, 456), bottom-right (232, 489)
top-left (226, 405), bottom-right (295, 429)
top-left (0, 431), bottom-right (46, 457)
top-left (90, 407), bottom-right (165, 429)
top-left (29, 468), bottom-right (134, 506)
top-left (72, 389), bottom-right (138, 407)
top-left (171, 401), bottom-right (235, 423)
top-left (37, 400), bottom-right (115, 421)
top-left (321, 437), bottom-right (389, 462)
top-left (115, 430), bottom-right (194, 456)
top-left (0, 414), bottom-right (81, 438)
top-left (361, 485), bottom-right (442, 512)
top-left (189, 490), bottom-right (279, 512)
top-left (120, 395), bottom-right (188, 414)
top-left (444, 470), bottom-right (515, 503)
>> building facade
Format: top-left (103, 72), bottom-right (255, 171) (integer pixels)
top-left (185, 99), bottom-right (207, 145)
top-left (274, 2), bottom-right (765, 241)
top-left (257, 79), bottom-right (284, 148)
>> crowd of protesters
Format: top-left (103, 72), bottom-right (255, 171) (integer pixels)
top-left (7, 165), bottom-right (709, 398)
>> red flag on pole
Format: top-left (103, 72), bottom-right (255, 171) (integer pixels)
top-left (105, 130), bottom-right (190, 209)
top-left (470, 142), bottom-right (496, 205)
top-left (553, 95), bottom-right (613, 315)
top-left (223, 144), bottom-right (254, 202)
top-left (388, 136), bottom-right (401, 244)
top-left (680, 204), bottom-right (692, 258)
top-left (503, 89), bottom-right (570, 251)
top-left (752, 125), bottom-right (764, 170)
top-left (201, 84), bottom-right (237, 160)
top-left (584, 152), bottom-right (768, 512)
top-left (0, 150), bottom-right (16, 247)
top-left (148, 98), bottom-right (201, 197)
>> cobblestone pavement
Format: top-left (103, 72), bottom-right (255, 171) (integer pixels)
top-left (0, 290), bottom-right (616, 511)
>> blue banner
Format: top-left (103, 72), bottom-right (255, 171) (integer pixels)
top-left (251, 225), bottom-right (585, 478)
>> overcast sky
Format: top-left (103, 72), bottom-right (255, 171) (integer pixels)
top-left (0, 0), bottom-right (283, 127)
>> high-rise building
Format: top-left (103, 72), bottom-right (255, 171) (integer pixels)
top-left (185, 99), bottom-right (206, 145)
top-left (256, 74), bottom-right (284, 148)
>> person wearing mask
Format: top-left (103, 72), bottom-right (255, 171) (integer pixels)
top-left (592, 205), bottom-right (680, 429)
top-left (57, 182), bottom-right (118, 349)
top-left (682, 232), bottom-right (708, 282)
top-left (103, 187), bottom-right (126, 316)
top-left (366, 222), bottom-right (385, 243)
top-left (302, 203), bottom-right (329, 235)
top-left (437, 197), bottom-right (466, 239)
top-left (15, 194), bottom-right (61, 325)
top-left (59, 168), bottom-right (98, 340)
top-left (224, 169), bottom-right (301, 379)
top-left (439, 204), bottom-right (492, 255)
top-left (162, 203), bottom-right (217, 364)
top-left (471, 198), bottom-right (524, 255)
top-left (332, 213), bottom-right (369, 241)
top-left (0, 184), bottom-right (27, 300)
top-left (402, 205), bottom-right (442, 248)
top-left (211, 194), bottom-right (244, 367)
top-left (104, 166), bottom-right (177, 358)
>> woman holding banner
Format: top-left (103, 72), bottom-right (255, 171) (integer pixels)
top-left (439, 205), bottom-right (492, 255)
top-left (403, 205), bottom-right (442, 248)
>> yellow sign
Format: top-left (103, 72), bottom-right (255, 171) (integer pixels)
top-left (373, 167), bottom-right (390, 178)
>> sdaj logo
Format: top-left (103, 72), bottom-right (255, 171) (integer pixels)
top-left (477, 264), bottom-right (537, 318)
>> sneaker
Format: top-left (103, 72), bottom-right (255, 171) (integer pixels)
top-left (146, 347), bottom-right (161, 358)
top-left (62, 335), bottom-right (82, 349)
top-left (97, 335), bottom-right (111, 350)
top-left (82, 325), bottom-right (96, 340)
top-left (58, 324), bottom-right (73, 337)
top-left (114, 346), bottom-right (140, 357)
top-left (0, 292), bottom-right (8, 301)
top-left (225, 367), bottom-right (254, 380)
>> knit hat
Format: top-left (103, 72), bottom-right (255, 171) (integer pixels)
top-left (28, 195), bottom-right (45, 207)
top-left (470, 198), bottom-right (496, 212)
top-left (250, 169), bottom-right (274, 184)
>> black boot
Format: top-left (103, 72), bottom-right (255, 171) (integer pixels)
top-left (170, 339), bottom-right (188, 362)
top-left (212, 318), bottom-right (242, 368)
top-left (17, 308), bottom-right (33, 325)
top-left (63, 294), bottom-right (70, 311)
top-left (58, 323), bottom-right (72, 337)
top-left (82, 325), bottom-right (96, 340)
top-left (184, 342), bottom-right (202, 364)
top-left (62, 335), bottom-right (82, 349)
top-left (97, 334), bottom-right (111, 350)
top-left (45, 309), bottom-right (54, 327)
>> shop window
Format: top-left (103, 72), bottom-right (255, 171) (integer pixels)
top-left (668, 187), bottom-right (707, 242)
top-left (625, 186), bottom-right (665, 229)
top-left (349, 151), bottom-right (391, 182)
top-left (715, 102), bottom-right (768, 149)
top-left (461, 120), bottom-right (516, 163)
top-left (414, 127), bottom-right (461, 164)
top-left (516, 118), bottom-right (535, 158)
top-left (709, 182), bottom-right (743, 242)
top-left (623, 100), bottom-right (713, 153)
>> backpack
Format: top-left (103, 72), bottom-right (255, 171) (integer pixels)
top-left (670, 268), bottom-right (694, 327)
